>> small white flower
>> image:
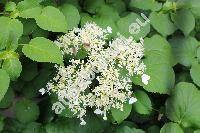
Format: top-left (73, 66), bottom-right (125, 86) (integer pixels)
top-left (107, 26), bottom-right (112, 33)
top-left (80, 119), bottom-right (86, 125)
top-left (94, 108), bottom-right (103, 115)
top-left (129, 97), bottom-right (137, 104)
top-left (141, 74), bottom-right (150, 85)
top-left (39, 88), bottom-right (46, 95)
top-left (103, 116), bottom-right (107, 120)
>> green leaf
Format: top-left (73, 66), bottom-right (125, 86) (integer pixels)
top-left (171, 9), bottom-right (195, 36)
top-left (45, 115), bottom-right (105, 133)
top-left (0, 51), bottom-right (19, 60)
top-left (15, 99), bottom-right (40, 123)
top-left (0, 17), bottom-right (23, 50)
top-left (94, 16), bottom-right (118, 38)
top-left (35, 6), bottom-right (67, 32)
top-left (59, 4), bottom-right (80, 30)
top-left (0, 88), bottom-right (14, 108)
top-left (194, 130), bottom-right (200, 133)
top-left (110, 0), bottom-right (126, 14)
top-left (5, 1), bottom-right (16, 12)
top-left (83, 0), bottom-right (105, 14)
top-left (2, 58), bottom-right (22, 81)
top-left (17, 0), bottom-right (42, 18)
top-left (96, 4), bottom-right (120, 21)
top-left (133, 90), bottom-right (152, 115)
top-left (75, 46), bottom-right (88, 59)
top-left (20, 19), bottom-right (37, 35)
top-left (166, 82), bottom-right (200, 128)
top-left (132, 35), bottom-right (175, 94)
top-left (197, 47), bottom-right (200, 61)
top-left (169, 36), bottom-right (199, 67)
top-left (143, 60), bottom-right (175, 94)
top-left (0, 116), bottom-right (4, 132)
top-left (144, 35), bottom-right (175, 66)
top-left (22, 82), bottom-right (38, 99)
top-left (160, 122), bottom-right (184, 133)
top-left (21, 61), bottom-right (38, 81)
top-left (0, 69), bottom-right (10, 102)
top-left (190, 62), bottom-right (200, 87)
top-left (147, 125), bottom-right (160, 133)
top-left (150, 12), bottom-right (176, 36)
top-left (111, 103), bottom-right (132, 124)
top-left (32, 27), bottom-right (49, 38)
top-left (116, 12), bottom-right (150, 41)
top-left (22, 122), bottom-right (42, 133)
top-left (80, 13), bottom-right (94, 27)
top-left (22, 37), bottom-right (63, 65)
top-left (116, 126), bottom-right (145, 133)
top-left (129, 0), bottom-right (162, 11)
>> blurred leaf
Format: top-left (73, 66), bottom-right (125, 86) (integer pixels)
top-left (115, 126), bottom-right (145, 133)
top-left (0, 88), bottom-right (14, 108)
top-left (84, 0), bottom-right (105, 14)
top-left (22, 37), bottom-right (63, 65)
top-left (15, 99), bottom-right (40, 123)
top-left (129, 0), bottom-right (162, 11)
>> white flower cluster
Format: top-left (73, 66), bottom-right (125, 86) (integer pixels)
top-left (40, 22), bottom-right (150, 125)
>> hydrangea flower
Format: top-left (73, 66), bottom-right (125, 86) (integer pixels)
top-left (40, 22), bottom-right (150, 125)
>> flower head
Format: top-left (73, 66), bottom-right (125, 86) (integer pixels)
top-left (41, 22), bottom-right (150, 124)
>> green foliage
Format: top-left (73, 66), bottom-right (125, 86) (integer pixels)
top-left (35, 6), bottom-right (67, 32)
top-left (115, 126), bottom-right (145, 133)
top-left (160, 122), bottom-right (184, 133)
top-left (20, 61), bottom-right (38, 81)
top-left (190, 62), bottom-right (200, 87)
top-left (17, 0), bottom-right (42, 19)
top-left (150, 12), bottom-right (176, 36)
top-left (0, 69), bottom-right (10, 102)
top-left (129, 0), bottom-right (162, 11)
top-left (169, 36), bottom-right (199, 67)
top-left (22, 37), bottom-right (63, 65)
top-left (14, 99), bottom-right (40, 123)
top-left (117, 12), bottom-right (150, 40)
top-left (5, 2), bottom-right (16, 12)
top-left (0, 17), bottom-right (23, 50)
top-left (59, 4), bottom-right (80, 30)
top-left (133, 35), bottom-right (175, 94)
top-left (2, 58), bottom-right (22, 81)
top-left (132, 90), bottom-right (152, 115)
top-left (84, 0), bottom-right (105, 14)
top-left (171, 9), bottom-right (195, 36)
top-left (22, 122), bottom-right (43, 133)
top-left (111, 103), bottom-right (132, 124)
top-left (166, 82), bottom-right (200, 128)
top-left (0, 88), bottom-right (14, 108)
